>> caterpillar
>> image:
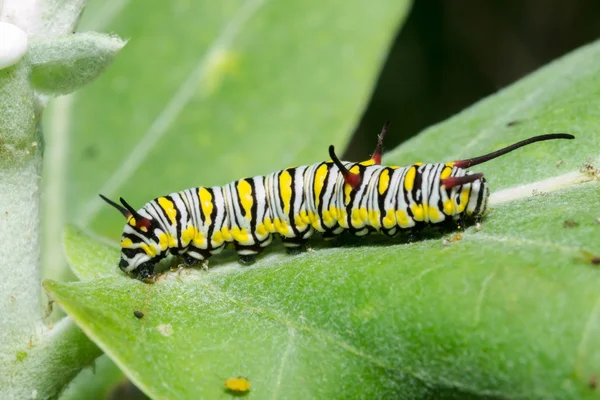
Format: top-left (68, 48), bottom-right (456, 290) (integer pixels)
top-left (100, 123), bottom-right (574, 280)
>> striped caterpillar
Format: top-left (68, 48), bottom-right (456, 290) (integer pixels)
top-left (100, 123), bottom-right (573, 280)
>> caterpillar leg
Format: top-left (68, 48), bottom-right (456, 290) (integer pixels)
top-left (235, 243), bottom-right (261, 265)
top-left (455, 215), bottom-right (467, 231)
top-left (181, 253), bottom-right (210, 270)
top-left (282, 237), bottom-right (308, 255)
top-left (134, 262), bottom-right (156, 282)
top-left (238, 254), bottom-right (256, 265)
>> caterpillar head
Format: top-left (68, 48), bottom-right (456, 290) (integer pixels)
top-left (99, 195), bottom-right (162, 280)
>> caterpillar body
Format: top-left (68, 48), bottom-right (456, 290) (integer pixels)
top-left (100, 124), bottom-right (573, 280)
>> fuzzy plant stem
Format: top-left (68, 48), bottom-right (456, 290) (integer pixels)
top-left (0, 60), bottom-right (40, 356)
top-left (0, 1), bottom-right (125, 397)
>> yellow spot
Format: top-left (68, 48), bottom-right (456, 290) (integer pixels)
top-left (443, 199), bottom-right (455, 215)
top-left (344, 183), bottom-right (353, 205)
top-left (300, 210), bottom-right (310, 224)
top-left (383, 209), bottom-right (396, 229)
top-left (369, 209), bottom-right (380, 227)
top-left (294, 215), bottom-right (307, 230)
top-left (256, 223), bottom-right (267, 237)
top-left (359, 207), bottom-right (368, 222)
top-left (329, 206), bottom-right (338, 220)
top-left (349, 165), bottom-right (360, 175)
top-left (428, 205), bottom-right (441, 222)
top-left (322, 209), bottom-right (333, 226)
top-left (140, 243), bottom-right (157, 257)
top-left (193, 230), bottom-right (204, 247)
top-left (351, 208), bottom-right (363, 227)
top-left (231, 226), bottom-right (249, 243)
top-left (411, 204), bottom-right (424, 221)
top-left (279, 170), bottom-right (293, 215)
top-left (338, 209), bottom-right (349, 228)
top-left (404, 167), bottom-right (416, 191)
top-left (274, 218), bottom-right (289, 235)
top-left (264, 217), bottom-right (275, 233)
top-left (445, 162), bottom-right (455, 167)
top-left (359, 159), bottom-right (375, 166)
top-left (414, 162), bottom-right (423, 166)
top-left (198, 188), bottom-right (213, 224)
top-left (225, 377), bottom-right (250, 394)
top-left (220, 226), bottom-right (232, 241)
top-left (181, 225), bottom-right (196, 246)
top-left (237, 180), bottom-right (253, 220)
top-left (309, 211), bottom-right (322, 230)
top-left (121, 238), bottom-right (133, 248)
top-left (158, 197), bottom-right (177, 225)
top-left (314, 164), bottom-right (328, 207)
top-left (378, 169), bottom-right (390, 195)
top-left (396, 210), bottom-right (410, 228)
top-left (441, 166), bottom-right (452, 180)
top-left (128, 217), bottom-right (136, 227)
top-left (458, 187), bottom-right (471, 212)
top-left (158, 233), bottom-right (176, 250)
top-left (212, 231), bottom-right (223, 245)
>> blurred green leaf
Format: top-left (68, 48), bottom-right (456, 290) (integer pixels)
top-left (47, 38), bottom-right (600, 399)
top-left (59, 355), bottom-right (129, 400)
top-left (30, 33), bottom-right (126, 95)
top-left (61, 0), bottom-right (411, 238)
top-left (63, 225), bottom-right (119, 280)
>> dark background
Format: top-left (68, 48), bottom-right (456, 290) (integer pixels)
top-left (345, 0), bottom-right (600, 160)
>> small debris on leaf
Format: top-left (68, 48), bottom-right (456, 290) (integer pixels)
top-left (225, 377), bottom-right (251, 396)
top-left (157, 323), bottom-right (173, 337)
top-left (579, 250), bottom-right (600, 266)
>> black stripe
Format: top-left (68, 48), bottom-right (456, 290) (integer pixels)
top-left (286, 168), bottom-right (302, 237)
top-left (473, 178), bottom-right (487, 216)
top-left (165, 195), bottom-right (182, 250)
top-left (205, 187), bottom-right (217, 248)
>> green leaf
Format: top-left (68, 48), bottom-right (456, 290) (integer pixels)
top-left (59, 355), bottom-right (128, 400)
top-left (63, 225), bottom-right (119, 280)
top-left (29, 33), bottom-right (127, 95)
top-left (44, 184), bottom-right (600, 399)
top-left (46, 39), bottom-right (600, 399)
top-left (59, 0), bottom-right (411, 239)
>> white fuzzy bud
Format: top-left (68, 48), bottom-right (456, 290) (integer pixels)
top-left (0, 22), bottom-right (28, 70)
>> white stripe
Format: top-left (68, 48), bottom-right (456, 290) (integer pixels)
top-left (489, 170), bottom-right (596, 205)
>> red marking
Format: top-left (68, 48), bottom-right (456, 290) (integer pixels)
top-left (372, 153), bottom-right (382, 165)
top-left (343, 171), bottom-right (362, 189)
top-left (329, 144), bottom-right (362, 189)
top-left (136, 218), bottom-right (152, 230)
top-left (441, 173), bottom-right (484, 189)
top-left (370, 121), bottom-right (390, 165)
top-left (452, 160), bottom-right (470, 169)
